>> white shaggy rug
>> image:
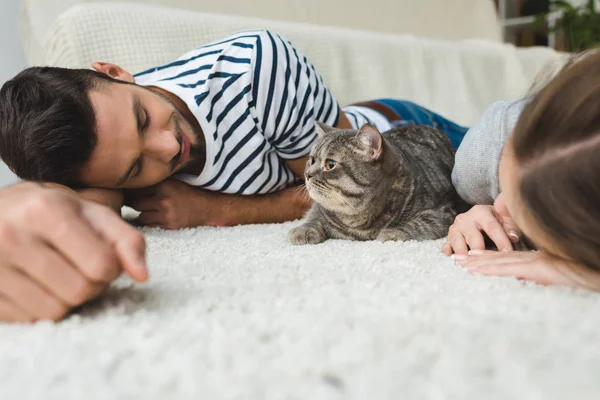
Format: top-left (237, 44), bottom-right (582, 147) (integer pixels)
top-left (1, 220), bottom-right (600, 400)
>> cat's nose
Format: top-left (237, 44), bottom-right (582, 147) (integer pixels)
top-left (305, 168), bottom-right (315, 180)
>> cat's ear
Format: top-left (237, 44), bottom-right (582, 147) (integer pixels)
top-left (314, 121), bottom-right (336, 137)
top-left (356, 124), bottom-right (383, 160)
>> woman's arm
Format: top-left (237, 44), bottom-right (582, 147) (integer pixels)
top-left (452, 99), bottom-right (526, 205)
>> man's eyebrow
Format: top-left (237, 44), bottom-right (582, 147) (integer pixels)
top-left (133, 95), bottom-right (144, 134)
top-left (114, 95), bottom-right (143, 187)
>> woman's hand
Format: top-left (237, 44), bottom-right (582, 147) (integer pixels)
top-left (454, 249), bottom-right (600, 291)
top-left (442, 194), bottom-right (520, 256)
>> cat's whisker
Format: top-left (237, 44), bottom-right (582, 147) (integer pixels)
top-left (293, 182), bottom-right (306, 191)
top-left (292, 183), bottom-right (311, 203)
top-left (333, 190), bottom-right (360, 215)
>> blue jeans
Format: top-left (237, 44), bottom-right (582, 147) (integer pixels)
top-left (373, 98), bottom-right (468, 149)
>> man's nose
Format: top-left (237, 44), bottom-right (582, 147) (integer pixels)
top-left (145, 130), bottom-right (180, 164)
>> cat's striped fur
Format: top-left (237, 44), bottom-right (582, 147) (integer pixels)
top-left (289, 122), bottom-right (467, 245)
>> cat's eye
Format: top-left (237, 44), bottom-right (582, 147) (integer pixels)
top-left (309, 156), bottom-right (315, 165)
top-left (324, 159), bottom-right (337, 171)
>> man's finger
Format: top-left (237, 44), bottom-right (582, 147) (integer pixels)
top-left (128, 186), bottom-right (157, 198)
top-left (128, 197), bottom-right (159, 212)
top-left (136, 211), bottom-right (163, 227)
top-left (0, 295), bottom-right (34, 323)
top-left (34, 206), bottom-right (120, 283)
top-left (81, 202), bottom-right (148, 283)
top-left (17, 240), bottom-right (105, 307)
top-left (0, 266), bottom-right (68, 321)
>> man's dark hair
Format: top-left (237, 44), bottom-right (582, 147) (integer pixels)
top-left (0, 67), bottom-right (120, 187)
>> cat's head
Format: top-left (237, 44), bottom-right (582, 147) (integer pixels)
top-left (304, 122), bottom-right (388, 214)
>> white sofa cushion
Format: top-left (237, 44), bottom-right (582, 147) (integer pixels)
top-left (19, 0), bottom-right (502, 68)
top-left (38, 3), bottom-right (565, 126)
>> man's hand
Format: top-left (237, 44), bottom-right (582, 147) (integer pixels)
top-left (0, 182), bottom-right (148, 323)
top-left (126, 179), bottom-right (311, 229)
top-left (126, 180), bottom-right (229, 229)
top-left (442, 194), bottom-right (520, 256)
top-left (454, 250), bottom-right (600, 290)
top-left (76, 187), bottom-right (124, 213)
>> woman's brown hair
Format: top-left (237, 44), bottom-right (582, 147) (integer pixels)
top-left (512, 49), bottom-right (600, 270)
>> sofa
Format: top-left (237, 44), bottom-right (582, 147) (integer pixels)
top-left (19, 0), bottom-right (566, 126)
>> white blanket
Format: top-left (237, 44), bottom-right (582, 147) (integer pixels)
top-left (2, 221), bottom-right (600, 399)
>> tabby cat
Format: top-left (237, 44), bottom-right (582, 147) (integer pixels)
top-left (289, 122), bottom-right (467, 245)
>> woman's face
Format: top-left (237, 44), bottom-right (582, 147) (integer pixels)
top-left (496, 137), bottom-right (571, 259)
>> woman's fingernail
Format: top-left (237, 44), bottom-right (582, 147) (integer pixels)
top-left (509, 231), bottom-right (519, 242)
top-left (467, 267), bottom-right (479, 273)
top-left (468, 250), bottom-right (484, 255)
top-left (452, 254), bottom-right (468, 261)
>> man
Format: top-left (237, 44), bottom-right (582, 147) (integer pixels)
top-left (0, 181), bottom-right (147, 323)
top-left (0, 30), bottom-right (467, 229)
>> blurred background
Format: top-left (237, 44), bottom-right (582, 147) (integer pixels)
top-left (0, 0), bottom-right (598, 187)
top-left (497, 0), bottom-right (600, 50)
top-left (0, 0), bottom-right (26, 187)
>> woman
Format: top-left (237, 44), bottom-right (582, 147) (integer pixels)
top-left (443, 50), bottom-right (600, 290)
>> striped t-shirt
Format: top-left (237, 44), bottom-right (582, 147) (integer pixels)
top-left (134, 30), bottom-right (390, 195)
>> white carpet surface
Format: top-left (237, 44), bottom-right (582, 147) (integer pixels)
top-left (1, 221), bottom-right (600, 399)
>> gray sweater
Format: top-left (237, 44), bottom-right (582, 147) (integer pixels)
top-left (451, 98), bottom-right (527, 205)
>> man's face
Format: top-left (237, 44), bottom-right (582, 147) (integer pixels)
top-left (79, 65), bottom-right (201, 189)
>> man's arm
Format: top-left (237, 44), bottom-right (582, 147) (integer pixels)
top-left (127, 179), bottom-right (312, 229)
top-left (215, 183), bottom-right (313, 226)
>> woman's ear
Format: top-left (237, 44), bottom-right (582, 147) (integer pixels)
top-left (92, 62), bottom-right (135, 83)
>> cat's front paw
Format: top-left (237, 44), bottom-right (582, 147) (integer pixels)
top-left (289, 224), bottom-right (326, 245)
top-left (376, 229), bottom-right (410, 242)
